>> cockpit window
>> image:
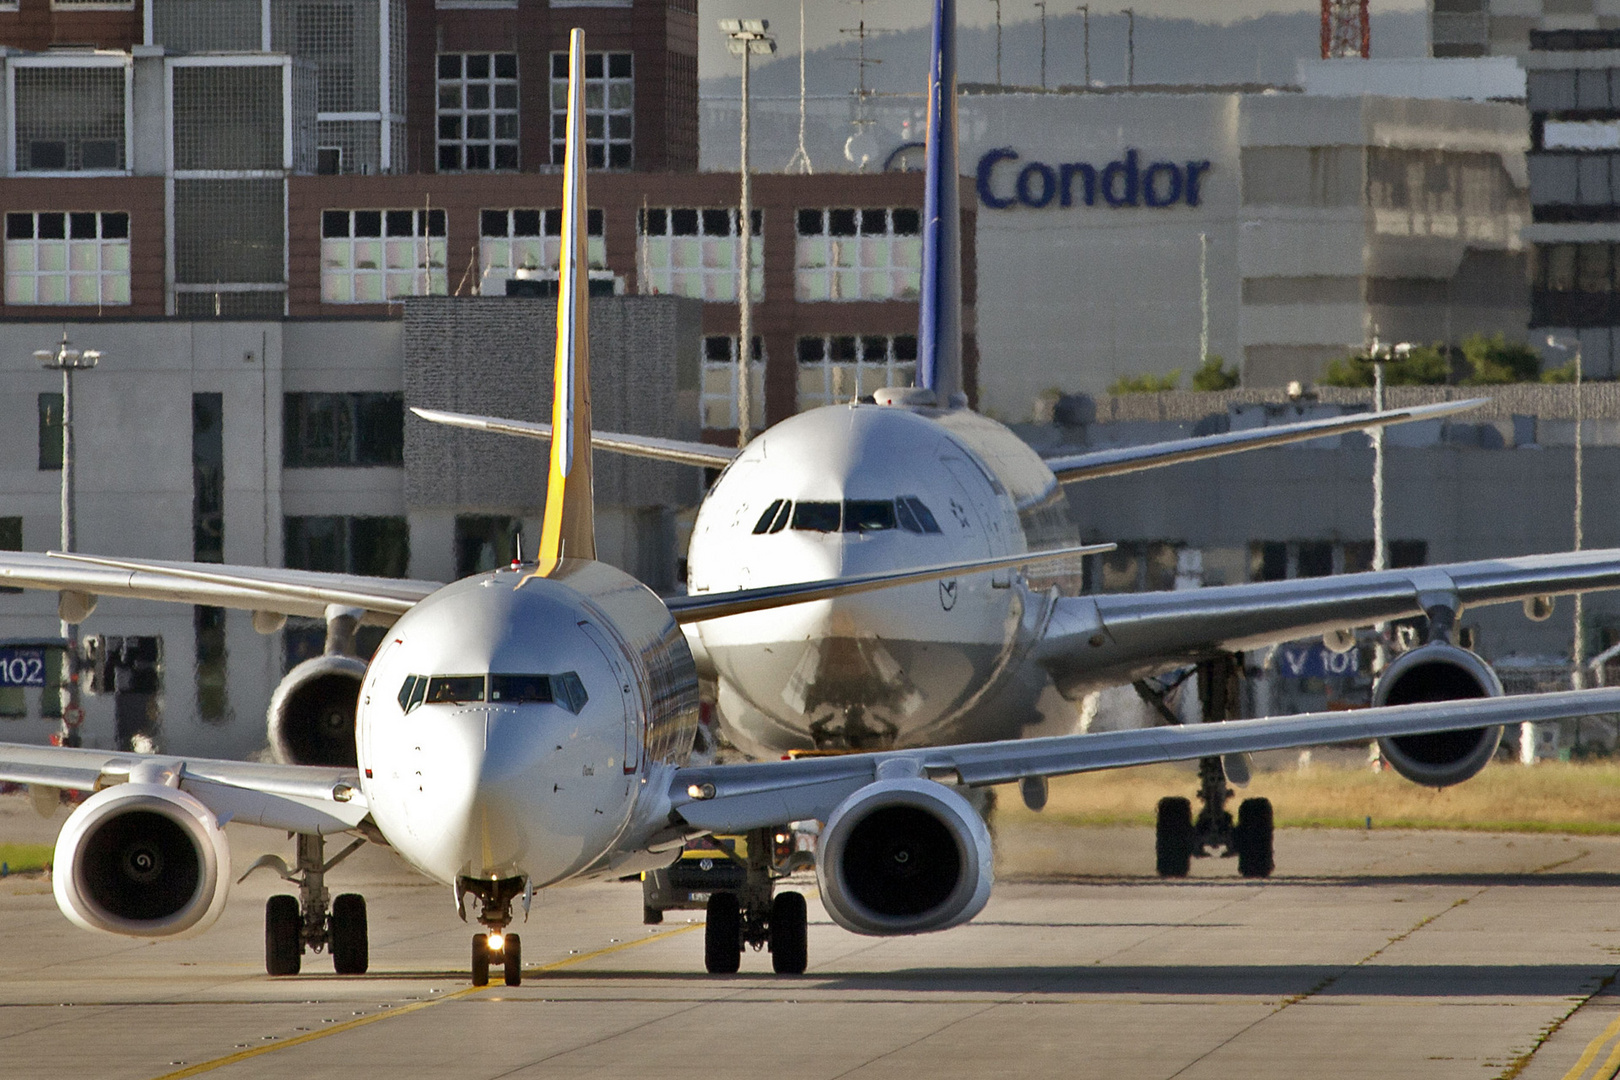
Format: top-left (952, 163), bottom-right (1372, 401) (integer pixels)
top-left (425, 675), bottom-right (486, 704)
top-left (843, 500), bottom-right (896, 532)
top-left (397, 674), bottom-right (422, 712)
top-left (752, 500), bottom-right (784, 534)
top-left (900, 496), bottom-right (943, 534)
top-left (490, 674), bottom-right (552, 704)
top-left (791, 501), bottom-right (842, 532)
top-left (554, 671), bottom-right (589, 714)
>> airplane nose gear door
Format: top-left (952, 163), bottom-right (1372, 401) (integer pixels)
top-left (579, 620), bottom-right (642, 773)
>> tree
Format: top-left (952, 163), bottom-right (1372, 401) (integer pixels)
top-left (1109, 370), bottom-right (1181, 395)
top-left (1321, 344), bottom-right (1450, 388)
top-left (1191, 355), bottom-right (1239, 391)
top-left (1460, 333), bottom-right (1541, 385)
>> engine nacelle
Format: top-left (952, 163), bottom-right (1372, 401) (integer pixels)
top-left (53, 783), bottom-right (230, 938)
top-left (268, 654), bottom-right (367, 766)
top-left (1372, 642), bottom-right (1504, 788)
top-left (816, 778), bottom-right (993, 936)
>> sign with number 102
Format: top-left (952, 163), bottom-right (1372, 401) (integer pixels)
top-left (0, 649), bottom-right (47, 687)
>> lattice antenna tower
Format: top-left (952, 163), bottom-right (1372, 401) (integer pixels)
top-left (1320, 0), bottom-right (1369, 59)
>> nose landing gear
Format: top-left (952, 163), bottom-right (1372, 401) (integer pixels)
top-left (458, 876), bottom-right (528, 986)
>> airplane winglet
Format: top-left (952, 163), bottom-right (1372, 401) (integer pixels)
top-left (527, 28), bottom-right (595, 581)
top-left (916, 0), bottom-right (963, 406)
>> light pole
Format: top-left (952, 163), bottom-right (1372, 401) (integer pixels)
top-left (1548, 336), bottom-right (1585, 689)
top-left (35, 331), bottom-right (100, 747)
top-left (720, 18), bottom-right (777, 447)
top-left (990, 0), bottom-right (1002, 86)
top-left (1077, 4), bottom-right (1090, 87)
top-left (1122, 7), bottom-right (1134, 86)
top-left (1034, 2), bottom-right (1047, 89)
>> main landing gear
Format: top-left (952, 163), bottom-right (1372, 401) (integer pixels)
top-left (1140, 655), bottom-right (1274, 880)
top-left (703, 826), bottom-right (813, 976)
top-left (458, 876), bottom-right (526, 986)
top-left (243, 832), bottom-right (369, 975)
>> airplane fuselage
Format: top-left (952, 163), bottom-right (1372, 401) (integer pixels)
top-left (686, 403), bottom-right (1078, 756)
top-left (355, 561), bottom-right (699, 887)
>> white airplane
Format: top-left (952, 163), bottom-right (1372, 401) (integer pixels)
top-left (413, 0), bottom-right (1620, 891)
top-left (3, 29), bottom-right (1617, 985)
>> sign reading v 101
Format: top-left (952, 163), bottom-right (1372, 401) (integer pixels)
top-left (976, 148), bottom-right (1212, 210)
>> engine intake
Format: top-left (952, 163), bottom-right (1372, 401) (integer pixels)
top-left (53, 783), bottom-right (230, 937)
top-left (816, 778), bottom-right (993, 936)
top-left (1372, 641), bottom-right (1503, 788)
top-left (268, 654), bottom-right (367, 766)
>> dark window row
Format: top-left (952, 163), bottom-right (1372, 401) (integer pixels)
top-left (321, 209), bottom-right (446, 239)
top-left (283, 392), bottom-right (404, 468)
top-left (796, 208), bottom-right (921, 237)
top-left (480, 208), bottom-right (604, 237)
top-left (639, 207), bottom-right (761, 237)
top-left (284, 515), bottom-right (409, 578)
top-left (797, 335), bottom-right (919, 363)
top-left (5, 211), bottom-right (128, 240)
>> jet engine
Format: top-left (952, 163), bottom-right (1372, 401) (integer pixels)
top-left (53, 782), bottom-right (231, 937)
top-left (267, 654), bottom-right (367, 766)
top-left (815, 777), bottom-right (993, 935)
top-left (1372, 642), bottom-right (1504, 788)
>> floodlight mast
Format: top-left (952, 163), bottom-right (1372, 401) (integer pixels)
top-left (720, 17), bottom-right (777, 446)
top-left (34, 331), bottom-right (100, 748)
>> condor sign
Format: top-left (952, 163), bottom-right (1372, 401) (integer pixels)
top-left (977, 148), bottom-right (1212, 210)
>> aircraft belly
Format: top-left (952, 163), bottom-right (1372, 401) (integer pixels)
top-left (711, 635), bottom-right (1012, 756)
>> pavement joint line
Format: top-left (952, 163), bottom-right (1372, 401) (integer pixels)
top-left (142, 923), bottom-right (700, 1080)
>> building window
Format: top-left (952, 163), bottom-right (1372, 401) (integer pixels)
top-left (13, 65), bottom-right (126, 173)
top-left (455, 515), bottom-right (522, 578)
top-left (1248, 540), bottom-right (1424, 583)
top-left (38, 393), bottom-right (63, 471)
top-left (321, 209), bottom-right (447, 303)
top-left (795, 207), bottom-right (922, 302)
top-left (701, 336), bottom-right (765, 431)
top-left (284, 516), bottom-right (410, 578)
top-left (796, 334), bottom-right (918, 411)
top-left (638, 208), bottom-right (762, 302)
top-left (4, 212), bottom-right (130, 307)
top-left (283, 393), bottom-right (404, 468)
top-left (437, 53), bottom-right (518, 171)
top-left (479, 208), bottom-right (606, 295)
top-left (551, 51), bottom-right (632, 168)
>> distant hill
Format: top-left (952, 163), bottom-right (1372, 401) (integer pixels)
top-left (701, 9), bottom-right (1430, 99)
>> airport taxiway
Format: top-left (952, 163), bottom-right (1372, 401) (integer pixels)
top-left (6, 800), bottom-right (1620, 1080)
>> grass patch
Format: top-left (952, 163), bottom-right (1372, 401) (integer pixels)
top-left (0, 842), bottom-right (52, 875)
top-left (994, 760), bottom-right (1620, 834)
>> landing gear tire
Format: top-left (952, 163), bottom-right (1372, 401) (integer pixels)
top-left (503, 933), bottom-right (522, 987)
top-left (704, 892), bottom-right (742, 974)
top-left (1155, 796), bottom-right (1194, 878)
top-left (1235, 797), bottom-right (1275, 879)
top-left (472, 933), bottom-right (491, 987)
top-left (330, 893), bottom-right (369, 974)
top-left (769, 891), bottom-right (808, 975)
top-left (643, 905), bottom-right (663, 925)
top-left (265, 894), bottom-right (301, 976)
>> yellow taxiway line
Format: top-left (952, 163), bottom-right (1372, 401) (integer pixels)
top-left (1562, 1010), bottom-right (1620, 1080)
top-left (148, 923), bottom-right (701, 1080)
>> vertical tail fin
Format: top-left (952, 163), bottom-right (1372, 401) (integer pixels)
top-left (529, 28), bottom-right (595, 579)
top-left (917, 0), bottom-right (963, 406)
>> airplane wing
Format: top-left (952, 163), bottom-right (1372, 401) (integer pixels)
top-left (0, 742), bottom-right (368, 835)
top-left (0, 550), bottom-right (440, 625)
top-left (665, 543), bottom-right (1111, 624)
top-left (411, 407), bottom-right (739, 469)
top-left (670, 686), bottom-right (1620, 832)
top-left (1044, 399), bottom-right (1484, 483)
top-left (1034, 550), bottom-right (1620, 696)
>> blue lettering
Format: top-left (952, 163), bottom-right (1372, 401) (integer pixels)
top-left (1101, 149), bottom-right (1139, 207)
top-left (1142, 162), bottom-right (1182, 207)
top-left (1016, 162), bottom-right (1057, 208)
top-left (976, 148), bottom-right (1019, 210)
top-left (1185, 160), bottom-right (1212, 207)
top-left (1060, 162), bottom-right (1096, 207)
